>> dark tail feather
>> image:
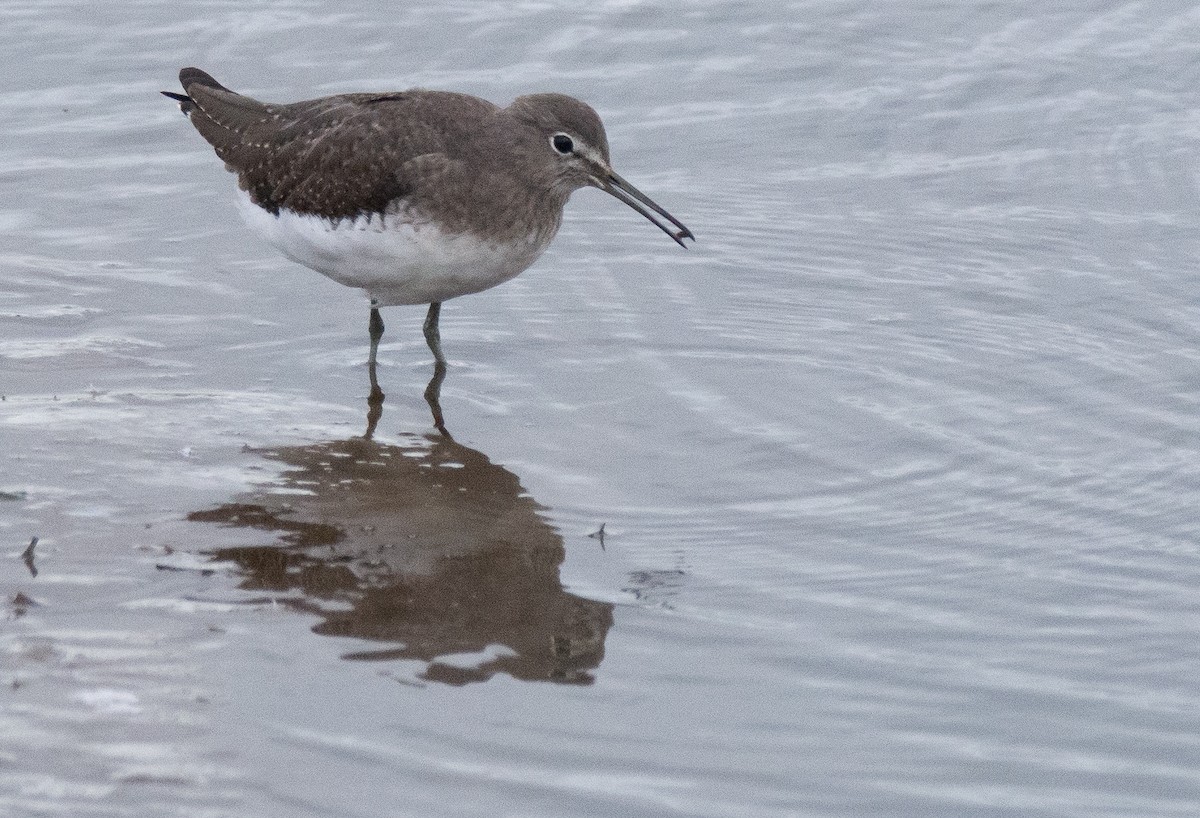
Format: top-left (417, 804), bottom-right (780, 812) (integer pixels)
top-left (161, 90), bottom-right (194, 115)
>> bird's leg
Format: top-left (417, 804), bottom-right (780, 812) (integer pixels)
top-left (421, 301), bottom-right (450, 436)
top-left (423, 301), bottom-right (445, 365)
top-left (368, 300), bottom-right (385, 366)
top-left (363, 300), bottom-right (386, 438)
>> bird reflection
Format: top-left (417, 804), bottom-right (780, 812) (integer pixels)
top-left (366, 358), bottom-right (447, 439)
top-left (188, 429), bottom-right (613, 686)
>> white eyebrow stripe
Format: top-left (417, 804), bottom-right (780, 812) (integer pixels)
top-left (578, 144), bottom-right (607, 166)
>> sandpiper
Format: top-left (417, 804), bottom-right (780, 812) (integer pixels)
top-left (163, 68), bottom-right (693, 367)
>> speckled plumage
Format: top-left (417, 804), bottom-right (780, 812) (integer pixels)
top-left (173, 68), bottom-right (610, 246)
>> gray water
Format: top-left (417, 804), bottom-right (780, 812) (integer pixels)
top-left (3, 1), bottom-right (1200, 815)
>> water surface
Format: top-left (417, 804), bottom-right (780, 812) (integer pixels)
top-left (3, 1), bottom-right (1200, 816)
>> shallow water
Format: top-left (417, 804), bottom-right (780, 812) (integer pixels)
top-left (4, 1), bottom-right (1200, 815)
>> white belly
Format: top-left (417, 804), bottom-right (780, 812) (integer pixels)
top-left (236, 191), bottom-right (549, 306)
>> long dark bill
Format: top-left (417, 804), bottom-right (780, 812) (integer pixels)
top-left (600, 171), bottom-right (694, 248)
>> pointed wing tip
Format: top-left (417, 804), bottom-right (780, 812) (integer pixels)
top-left (178, 67), bottom-right (230, 94)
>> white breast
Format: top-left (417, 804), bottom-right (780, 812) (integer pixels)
top-left (236, 190), bottom-right (551, 306)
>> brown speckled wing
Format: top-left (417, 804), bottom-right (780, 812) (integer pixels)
top-left (177, 69), bottom-right (500, 221)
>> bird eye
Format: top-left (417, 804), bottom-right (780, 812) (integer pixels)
top-left (551, 133), bottom-right (574, 155)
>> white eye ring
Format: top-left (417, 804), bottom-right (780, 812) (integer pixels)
top-left (550, 133), bottom-right (574, 155)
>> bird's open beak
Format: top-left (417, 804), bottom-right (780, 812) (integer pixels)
top-left (596, 170), bottom-right (694, 248)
